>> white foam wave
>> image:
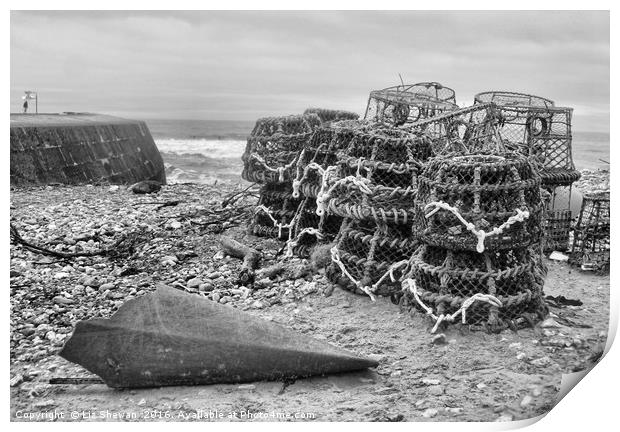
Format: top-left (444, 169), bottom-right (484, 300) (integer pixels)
top-left (155, 138), bottom-right (246, 159)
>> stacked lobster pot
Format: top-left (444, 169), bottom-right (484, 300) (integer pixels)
top-left (473, 92), bottom-right (580, 252)
top-left (243, 114), bottom-right (321, 240)
top-left (288, 119), bottom-right (366, 257)
top-left (324, 126), bottom-right (434, 299)
top-left (402, 147), bottom-right (549, 333)
top-left (570, 191), bottom-right (610, 271)
top-left (364, 82), bottom-right (458, 127)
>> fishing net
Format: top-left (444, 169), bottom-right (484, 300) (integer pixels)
top-left (292, 120), bottom-right (369, 199)
top-left (414, 152), bottom-right (544, 252)
top-left (571, 191), bottom-right (610, 271)
top-left (401, 244), bottom-right (548, 333)
top-left (406, 103), bottom-right (506, 156)
top-left (303, 108), bottom-right (359, 123)
top-left (321, 127), bottom-right (433, 225)
top-left (242, 114), bottom-right (322, 184)
top-left (365, 82), bottom-right (458, 126)
top-left (541, 185), bottom-right (573, 252)
top-left (286, 197), bottom-right (344, 258)
top-left (250, 183), bottom-right (302, 240)
top-left (326, 218), bottom-right (418, 298)
top-left (474, 92), bottom-right (580, 187)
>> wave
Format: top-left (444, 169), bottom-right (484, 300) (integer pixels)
top-left (155, 138), bottom-right (246, 160)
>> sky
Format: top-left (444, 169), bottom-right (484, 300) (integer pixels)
top-left (10, 10), bottom-right (610, 131)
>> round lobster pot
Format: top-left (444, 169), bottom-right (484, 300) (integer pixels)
top-left (403, 244), bottom-right (548, 332)
top-left (250, 183), bottom-right (302, 240)
top-left (242, 114), bottom-right (321, 184)
top-left (327, 219), bottom-right (418, 298)
top-left (286, 197), bottom-right (344, 258)
top-left (292, 120), bottom-right (368, 199)
top-left (303, 108), bottom-right (359, 124)
top-left (414, 152), bottom-right (543, 252)
top-left (365, 82), bottom-right (458, 127)
top-left (324, 127), bottom-right (433, 225)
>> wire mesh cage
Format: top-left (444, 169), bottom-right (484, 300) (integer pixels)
top-left (474, 92), bottom-right (580, 187)
top-left (286, 197), bottom-right (344, 258)
top-left (364, 82), bottom-right (458, 126)
top-left (242, 114), bottom-right (322, 184)
top-left (250, 183), bottom-right (302, 240)
top-left (414, 152), bottom-right (544, 252)
top-left (303, 108), bottom-right (359, 123)
top-left (401, 244), bottom-right (548, 332)
top-left (327, 218), bottom-right (418, 298)
top-left (543, 209), bottom-right (572, 252)
top-left (571, 191), bottom-right (610, 271)
top-left (406, 103), bottom-right (506, 156)
top-left (322, 127), bottom-right (433, 225)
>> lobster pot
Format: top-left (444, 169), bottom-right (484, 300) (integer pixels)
top-left (571, 191), bottom-right (610, 271)
top-left (473, 92), bottom-right (580, 187)
top-left (364, 82), bottom-right (457, 127)
top-left (303, 108), bottom-right (359, 124)
top-left (293, 120), bottom-right (367, 199)
top-left (250, 183), bottom-right (302, 240)
top-left (325, 127), bottom-right (432, 225)
top-left (327, 219), bottom-right (418, 297)
top-left (414, 153), bottom-right (544, 252)
top-left (288, 197), bottom-right (344, 258)
top-left (242, 114), bottom-right (321, 184)
top-left (543, 209), bottom-right (572, 252)
top-left (408, 103), bottom-right (506, 155)
top-left (403, 244), bottom-right (548, 331)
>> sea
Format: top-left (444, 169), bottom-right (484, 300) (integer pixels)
top-left (144, 119), bottom-right (610, 184)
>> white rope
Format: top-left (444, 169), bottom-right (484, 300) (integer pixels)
top-left (403, 279), bottom-right (503, 333)
top-left (424, 201), bottom-right (530, 253)
top-left (254, 205), bottom-right (294, 239)
top-left (316, 169), bottom-right (371, 216)
top-left (249, 153), bottom-right (299, 183)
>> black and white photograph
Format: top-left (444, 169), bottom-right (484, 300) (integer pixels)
top-left (7, 4), bottom-right (614, 425)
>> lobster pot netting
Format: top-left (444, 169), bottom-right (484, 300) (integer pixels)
top-left (402, 244), bottom-right (548, 332)
top-left (303, 108), bottom-right (359, 124)
top-left (365, 85), bottom-right (458, 127)
top-left (407, 103), bottom-right (506, 156)
top-left (250, 183), bottom-right (302, 240)
top-left (292, 120), bottom-right (369, 199)
top-left (287, 197), bottom-right (344, 258)
top-left (414, 153), bottom-right (544, 252)
top-left (323, 128), bottom-right (433, 225)
top-left (327, 218), bottom-right (418, 298)
top-left (571, 191), bottom-right (610, 271)
top-left (474, 92), bottom-right (580, 186)
top-left (242, 114), bottom-right (321, 184)
top-left (543, 209), bottom-right (572, 252)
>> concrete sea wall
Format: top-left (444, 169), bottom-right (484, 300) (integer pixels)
top-left (10, 113), bottom-right (166, 186)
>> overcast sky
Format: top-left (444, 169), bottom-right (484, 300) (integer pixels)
top-left (10, 10), bottom-right (609, 131)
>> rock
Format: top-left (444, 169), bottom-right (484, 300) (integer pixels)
top-left (187, 278), bottom-right (203, 289)
top-left (548, 251), bottom-right (569, 261)
top-left (367, 354), bottom-right (387, 363)
top-left (82, 276), bottom-right (100, 288)
top-left (160, 256), bottom-right (178, 266)
top-left (421, 378), bottom-right (441, 386)
top-left (254, 278), bottom-right (272, 289)
top-left (427, 385), bottom-right (444, 396)
top-left (129, 180), bottom-right (162, 194)
top-left (508, 342), bottom-right (522, 349)
top-left (516, 352), bottom-right (526, 360)
top-left (199, 283), bottom-right (214, 292)
top-left (211, 293), bottom-right (221, 303)
top-left (99, 282), bottom-right (114, 292)
top-left (422, 408), bottom-right (438, 418)
top-left (10, 374), bottom-right (24, 387)
top-left (540, 317), bottom-right (564, 328)
top-left (374, 387), bottom-right (400, 396)
top-left (530, 356), bottom-right (552, 367)
top-left (476, 383), bottom-right (487, 390)
top-left (34, 399), bottom-right (56, 408)
top-left (532, 387), bottom-right (542, 397)
top-left (391, 371), bottom-right (402, 377)
top-left (137, 398), bottom-right (147, 406)
top-left (252, 300), bottom-right (265, 309)
top-left (53, 296), bottom-right (74, 305)
top-left (520, 395), bottom-right (533, 407)
top-left (54, 272), bottom-right (70, 279)
top-left (237, 384), bottom-right (255, 390)
top-left (495, 414), bottom-right (514, 422)
top-left (109, 185), bottom-right (120, 192)
top-left (445, 407), bottom-right (463, 415)
top-left (431, 334), bottom-right (447, 345)
top-left (415, 399), bottom-right (427, 408)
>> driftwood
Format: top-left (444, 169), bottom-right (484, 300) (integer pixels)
top-left (255, 262), bottom-right (286, 280)
top-left (219, 236), bottom-right (261, 285)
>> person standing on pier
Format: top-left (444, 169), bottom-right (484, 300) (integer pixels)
top-left (22, 99), bottom-right (28, 113)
